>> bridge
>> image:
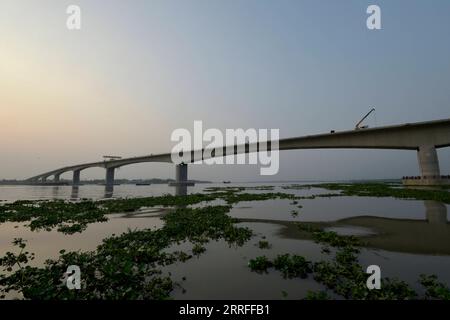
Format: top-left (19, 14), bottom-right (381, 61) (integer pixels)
top-left (27, 118), bottom-right (450, 187)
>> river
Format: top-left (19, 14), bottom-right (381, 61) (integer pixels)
top-left (1, 182), bottom-right (449, 299)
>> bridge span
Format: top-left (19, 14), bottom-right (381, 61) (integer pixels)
top-left (27, 118), bottom-right (450, 187)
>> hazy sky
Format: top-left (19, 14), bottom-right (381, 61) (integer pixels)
top-left (1, 0), bottom-right (449, 182)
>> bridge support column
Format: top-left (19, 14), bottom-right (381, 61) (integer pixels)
top-left (403, 145), bottom-right (447, 186)
top-left (169, 163), bottom-right (195, 186)
top-left (417, 145), bottom-right (440, 178)
top-left (73, 170), bottom-right (81, 185)
top-left (105, 168), bottom-right (115, 187)
top-left (54, 174), bottom-right (61, 182)
top-left (176, 163), bottom-right (188, 183)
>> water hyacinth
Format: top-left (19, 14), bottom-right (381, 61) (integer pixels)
top-left (0, 205), bottom-right (253, 299)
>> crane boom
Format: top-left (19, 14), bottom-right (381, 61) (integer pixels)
top-left (355, 108), bottom-right (375, 129)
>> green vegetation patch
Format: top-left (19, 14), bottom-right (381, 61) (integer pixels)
top-left (249, 254), bottom-right (313, 279)
top-left (248, 256), bottom-right (272, 273)
top-left (0, 194), bottom-right (220, 234)
top-left (419, 274), bottom-right (450, 300)
top-left (248, 226), bottom-right (450, 300)
top-left (311, 230), bottom-right (361, 247)
top-left (0, 200), bottom-right (108, 234)
top-left (304, 290), bottom-right (331, 300)
top-left (313, 183), bottom-right (450, 203)
top-left (312, 246), bottom-right (418, 300)
top-left (273, 254), bottom-right (313, 279)
top-left (204, 186), bottom-right (275, 193)
top-left (0, 190), bottom-right (301, 234)
top-left (0, 205), bottom-right (253, 299)
top-left (257, 240), bottom-right (271, 249)
top-left (218, 192), bottom-right (301, 205)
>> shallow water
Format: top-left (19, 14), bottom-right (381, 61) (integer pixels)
top-left (0, 183), bottom-right (449, 299)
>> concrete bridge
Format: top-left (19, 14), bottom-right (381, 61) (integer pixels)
top-left (27, 118), bottom-right (450, 187)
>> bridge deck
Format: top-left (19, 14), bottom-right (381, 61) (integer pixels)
top-left (28, 118), bottom-right (450, 181)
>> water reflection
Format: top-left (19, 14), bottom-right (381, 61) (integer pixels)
top-left (174, 185), bottom-right (187, 196)
top-left (237, 200), bottom-right (450, 255)
top-left (100, 184), bottom-right (189, 199)
top-left (425, 200), bottom-right (447, 225)
top-left (104, 185), bottom-right (114, 198)
top-left (71, 186), bottom-right (79, 200)
top-left (52, 186), bottom-right (61, 199)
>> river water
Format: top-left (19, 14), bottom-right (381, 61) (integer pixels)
top-left (1, 183), bottom-right (449, 299)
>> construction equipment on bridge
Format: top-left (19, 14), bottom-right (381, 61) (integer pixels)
top-left (355, 108), bottom-right (376, 130)
top-left (103, 155), bottom-right (122, 161)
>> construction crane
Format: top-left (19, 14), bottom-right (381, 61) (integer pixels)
top-left (355, 108), bottom-right (375, 130)
top-left (103, 155), bottom-right (122, 161)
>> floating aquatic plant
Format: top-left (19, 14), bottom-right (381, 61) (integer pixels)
top-left (248, 256), bottom-right (272, 273)
top-left (257, 240), bottom-right (271, 249)
top-left (419, 274), bottom-right (450, 300)
top-left (0, 205), bottom-right (253, 299)
top-left (313, 183), bottom-right (450, 204)
top-left (248, 224), bottom-right (448, 300)
top-left (273, 254), bottom-right (312, 279)
top-left (0, 191), bottom-right (306, 234)
top-left (192, 244), bottom-right (206, 256)
top-left (304, 290), bottom-right (331, 300)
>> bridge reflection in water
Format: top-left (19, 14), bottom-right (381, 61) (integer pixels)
top-left (71, 186), bottom-right (79, 200)
top-left (238, 200), bottom-right (449, 256)
top-left (68, 184), bottom-right (189, 200)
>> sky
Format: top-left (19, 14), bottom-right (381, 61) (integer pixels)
top-left (0, 0), bottom-right (449, 182)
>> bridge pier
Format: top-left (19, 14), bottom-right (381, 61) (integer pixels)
top-left (54, 173), bottom-right (61, 182)
top-left (176, 163), bottom-right (188, 183)
top-left (403, 145), bottom-right (449, 186)
top-left (417, 145), bottom-right (440, 177)
top-left (73, 170), bottom-right (81, 185)
top-left (105, 168), bottom-right (115, 187)
top-left (169, 163), bottom-right (195, 186)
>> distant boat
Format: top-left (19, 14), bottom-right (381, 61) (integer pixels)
top-left (136, 183), bottom-right (151, 186)
top-left (223, 181), bottom-right (231, 184)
